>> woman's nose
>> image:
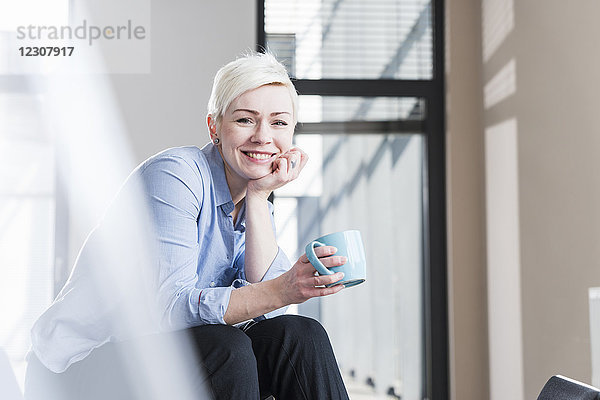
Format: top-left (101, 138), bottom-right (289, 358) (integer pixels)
top-left (250, 121), bottom-right (273, 144)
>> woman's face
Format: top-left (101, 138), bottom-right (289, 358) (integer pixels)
top-left (211, 84), bottom-right (295, 186)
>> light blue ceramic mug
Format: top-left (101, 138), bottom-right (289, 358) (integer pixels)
top-left (305, 230), bottom-right (366, 288)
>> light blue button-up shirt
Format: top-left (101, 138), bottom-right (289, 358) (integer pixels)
top-left (30, 144), bottom-right (291, 373)
top-left (141, 144), bottom-right (291, 328)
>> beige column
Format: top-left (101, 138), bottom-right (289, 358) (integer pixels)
top-left (445, 1), bottom-right (489, 399)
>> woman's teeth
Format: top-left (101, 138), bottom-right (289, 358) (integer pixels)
top-left (245, 152), bottom-right (272, 160)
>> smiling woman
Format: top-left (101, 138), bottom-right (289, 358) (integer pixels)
top-left (209, 85), bottom-right (297, 189)
top-left (24, 52), bottom-right (350, 400)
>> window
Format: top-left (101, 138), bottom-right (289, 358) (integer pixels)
top-left (264, 0), bottom-right (432, 80)
top-left (0, 0), bottom-right (69, 388)
top-left (260, 0), bottom-right (448, 398)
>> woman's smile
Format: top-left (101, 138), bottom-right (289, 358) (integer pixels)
top-left (242, 150), bottom-right (277, 162)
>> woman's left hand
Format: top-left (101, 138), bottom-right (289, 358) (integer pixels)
top-left (246, 147), bottom-right (308, 199)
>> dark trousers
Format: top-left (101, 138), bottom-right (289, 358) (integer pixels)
top-left (25, 315), bottom-right (349, 400)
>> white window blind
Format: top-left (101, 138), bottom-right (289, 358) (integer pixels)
top-left (265, 0), bottom-right (433, 80)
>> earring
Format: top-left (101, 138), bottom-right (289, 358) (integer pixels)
top-left (213, 138), bottom-right (220, 145)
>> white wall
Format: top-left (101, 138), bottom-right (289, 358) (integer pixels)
top-left (109, 1), bottom-right (257, 162)
top-left (64, 0), bottom-right (256, 274)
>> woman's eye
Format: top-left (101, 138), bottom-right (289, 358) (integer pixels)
top-left (236, 117), bottom-right (252, 124)
top-left (273, 120), bottom-right (288, 126)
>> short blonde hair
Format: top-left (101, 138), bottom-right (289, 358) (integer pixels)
top-left (207, 51), bottom-right (298, 129)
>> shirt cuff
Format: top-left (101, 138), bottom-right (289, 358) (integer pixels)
top-left (201, 248), bottom-right (291, 326)
top-left (262, 306), bottom-right (289, 320)
top-left (197, 279), bottom-right (251, 325)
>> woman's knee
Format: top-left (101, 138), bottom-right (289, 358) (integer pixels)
top-left (254, 315), bottom-right (331, 345)
top-left (283, 315), bottom-right (327, 337)
top-left (187, 324), bottom-right (257, 372)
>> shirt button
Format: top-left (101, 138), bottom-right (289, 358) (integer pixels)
top-left (210, 281), bottom-right (216, 287)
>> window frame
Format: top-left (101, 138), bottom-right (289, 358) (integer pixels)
top-left (257, 0), bottom-right (448, 398)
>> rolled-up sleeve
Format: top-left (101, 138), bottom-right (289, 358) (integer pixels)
top-left (198, 279), bottom-right (249, 325)
top-left (232, 245), bottom-right (291, 322)
top-left (197, 287), bottom-right (231, 325)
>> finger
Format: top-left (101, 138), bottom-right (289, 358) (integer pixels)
top-left (282, 148), bottom-right (301, 162)
top-left (289, 147), bottom-right (304, 160)
top-left (283, 155), bottom-right (296, 175)
top-left (318, 255), bottom-right (348, 269)
top-left (315, 283), bottom-right (345, 297)
top-left (299, 246), bottom-right (338, 263)
top-left (285, 147), bottom-right (303, 157)
top-left (274, 157), bottom-right (288, 177)
top-left (313, 272), bottom-right (345, 287)
top-left (288, 150), bottom-right (308, 180)
top-left (290, 154), bottom-right (299, 170)
top-left (298, 151), bottom-right (309, 171)
top-left (291, 162), bottom-right (302, 180)
top-left (281, 152), bottom-right (300, 175)
top-left (279, 149), bottom-right (300, 163)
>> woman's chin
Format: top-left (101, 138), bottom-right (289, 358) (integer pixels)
top-left (247, 169), bottom-right (272, 180)
top-left (246, 161), bottom-right (275, 177)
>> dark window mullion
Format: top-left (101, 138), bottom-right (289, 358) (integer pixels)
top-left (425, 0), bottom-right (448, 397)
top-left (256, 0), bottom-right (266, 52)
top-left (294, 79), bottom-right (436, 98)
top-left (296, 120), bottom-right (424, 135)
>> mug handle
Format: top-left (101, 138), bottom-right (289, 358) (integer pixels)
top-left (305, 241), bottom-right (334, 276)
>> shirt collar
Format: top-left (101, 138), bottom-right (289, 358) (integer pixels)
top-left (202, 144), bottom-right (234, 212)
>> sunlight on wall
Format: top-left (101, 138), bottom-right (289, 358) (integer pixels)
top-left (482, 0), bottom-right (514, 62)
top-left (485, 118), bottom-right (524, 400)
top-left (484, 58), bottom-right (516, 109)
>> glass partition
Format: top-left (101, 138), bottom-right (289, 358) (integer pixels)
top-left (263, 0), bottom-right (447, 395)
top-left (274, 96), bottom-right (426, 399)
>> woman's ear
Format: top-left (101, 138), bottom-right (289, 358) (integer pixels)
top-left (207, 115), bottom-right (217, 138)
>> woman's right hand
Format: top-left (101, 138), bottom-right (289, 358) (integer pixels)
top-left (276, 246), bottom-right (346, 305)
